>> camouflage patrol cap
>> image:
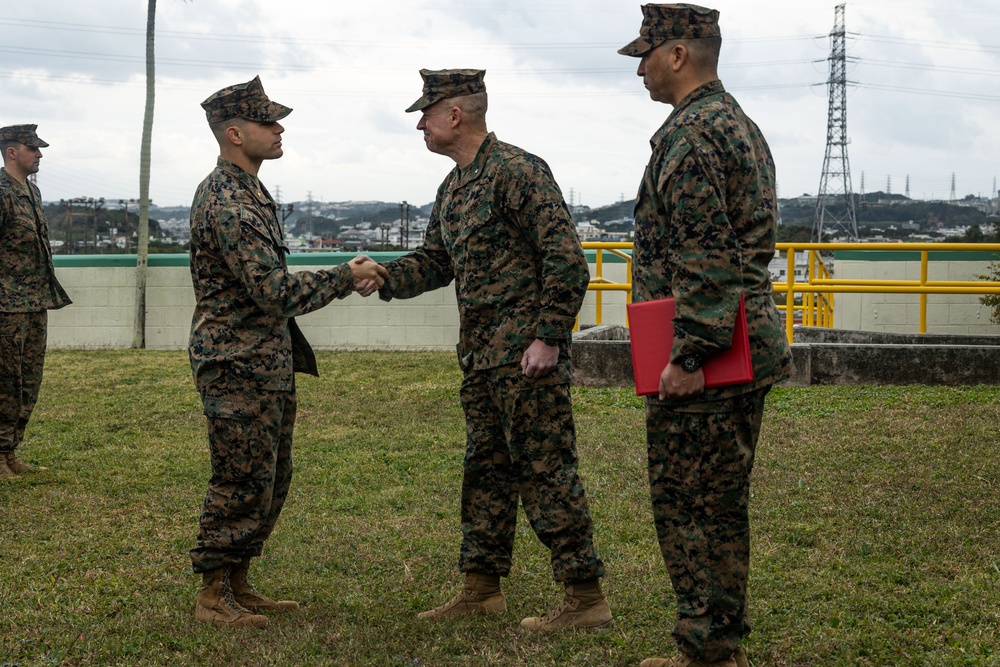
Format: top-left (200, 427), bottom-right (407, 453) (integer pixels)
top-left (618, 4), bottom-right (721, 57)
top-left (405, 69), bottom-right (486, 113)
top-left (0, 124), bottom-right (49, 148)
top-left (200, 75), bottom-right (292, 124)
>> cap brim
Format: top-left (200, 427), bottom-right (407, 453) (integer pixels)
top-left (405, 94), bottom-right (433, 113)
top-left (618, 36), bottom-right (655, 57)
top-left (259, 101), bottom-right (293, 122)
top-left (32, 139), bottom-right (50, 148)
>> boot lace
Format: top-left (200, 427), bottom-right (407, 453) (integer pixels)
top-left (433, 588), bottom-right (472, 613)
top-left (537, 597), bottom-right (572, 624)
top-left (221, 571), bottom-right (252, 612)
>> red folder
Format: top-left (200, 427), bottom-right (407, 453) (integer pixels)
top-left (627, 293), bottom-right (754, 396)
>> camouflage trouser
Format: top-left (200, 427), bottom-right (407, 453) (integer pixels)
top-left (457, 363), bottom-right (605, 583)
top-left (190, 387), bottom-right (296, 573)
top-left (0, 311), bottom-right (48, 452)
top-left (645, 387), bottom-right (770, 662)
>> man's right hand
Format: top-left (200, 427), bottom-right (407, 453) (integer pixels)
top-left (349, 254), bottom-right (389, 297)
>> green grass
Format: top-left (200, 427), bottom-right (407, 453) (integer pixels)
top-left (1, 350), bottom-right (998, 666)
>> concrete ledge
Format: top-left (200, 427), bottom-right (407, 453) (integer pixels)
top-left (790, 343), bottom-right (1000, 386)
top-left (793, 326), bottom-right (1000, 346)
top-left (572, 325), bottom-right (633, 388)
top-left (571, 325), bottom-right (1000, 388)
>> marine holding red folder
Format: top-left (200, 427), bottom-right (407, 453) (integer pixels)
top-left (628, 292), bottom-right (753, 396)
top-left (619, 3), bottom-right (796, 664)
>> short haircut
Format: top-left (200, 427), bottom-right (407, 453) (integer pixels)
top-left (0, 140), bottom-right (19, 157)
top-left (209, 117), bottom-right (248, 142)
top-left (452, 91), bottom-right (488, 124)
top-left (683, 35), bottom-right (722, 73)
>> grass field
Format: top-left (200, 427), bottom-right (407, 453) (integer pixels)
top-left (1, 350), bottom-right (998, 667)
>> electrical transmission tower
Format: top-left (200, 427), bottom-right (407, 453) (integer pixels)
top-left (813, 3), bottom-right (858, 242)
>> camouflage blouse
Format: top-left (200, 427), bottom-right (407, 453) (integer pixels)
top-left (0, 168), bottom-right (71, 313)
top-left (632, 80), bottom-right (793, 401)
top-left (188, 158), bottom-right (354, 393)
top-left (380, 133), bottom-right (590, 373)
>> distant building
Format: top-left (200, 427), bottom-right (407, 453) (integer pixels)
top-left (768, 249), bottom-right (811, 283)
top-left (576, 221), bottom-right (603, 242)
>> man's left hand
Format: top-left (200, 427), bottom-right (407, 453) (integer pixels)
top-left (658, 362), bottom-right (705, 400)
top-left (521, 338), bottom-right (559, 378)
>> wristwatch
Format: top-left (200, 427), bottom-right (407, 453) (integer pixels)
top-left (677, 354), bottom-right (703, 373)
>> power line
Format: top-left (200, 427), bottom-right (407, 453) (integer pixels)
top-left (0, 16), bottom-right (823, 48)
top-left (860, 58), bottom-right (1000, 78)
top-left (859, 83), bottom-right (1000, 102)
top-left (858, 33), bottom-right (1000, 54)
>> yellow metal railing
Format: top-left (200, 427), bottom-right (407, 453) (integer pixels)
top-left (584, 241), bottom-right (1000, 343)
top-left (581, 242), bottom-right (633, 330)
top-left (773, 242), bottom-right (1000, 343)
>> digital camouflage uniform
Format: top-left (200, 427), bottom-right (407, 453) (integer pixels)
top-left (189, 79), bottom-right (357, 573)
top-left (380, 116), bottom-right (604, 583)
top-left (621, 5), bottom-right (793, 662)
top-left (0, 125), bottom-right (71, 457)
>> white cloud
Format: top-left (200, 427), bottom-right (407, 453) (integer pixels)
top-left (3, 0), bottom-right (998, 208)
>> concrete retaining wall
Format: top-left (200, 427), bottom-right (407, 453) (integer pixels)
top-left (48, 252), bottom-right (630, 351)
top-left (832, 250), bottom-right (1000, 335)
top-left (48, 252), bottom-right (1000, 386)
top-left (571, 325), bottom-right (1000, 388)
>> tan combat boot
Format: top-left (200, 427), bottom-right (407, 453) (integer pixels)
top-left (640, 653), bottom-right (739, 667)
top-left (519, 578), bottom-right (613, 631)
top-left (734, 647), bottom-right (749, 667)
top-left (417, 572), bottom-right (506, 620)
top-left (0, 454), bottom-right (14, 480)
top-left (195, 567), bottom-right (268, 628)
top-left (230, 557), bottom-right (299, 613)
top-left (4, 451), bottom-right (34, 474)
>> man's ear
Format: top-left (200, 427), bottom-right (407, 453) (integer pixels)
top-left (449, 105), bottom-right (463, 128)
top-left (671, 43), bottom-right (688, 72)
top-left (224, 124), bottom-right (243, 146)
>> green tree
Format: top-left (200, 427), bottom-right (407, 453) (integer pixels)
top-left (979, 261), bottom-right (1000, 324)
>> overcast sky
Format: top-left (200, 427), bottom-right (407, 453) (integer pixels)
top-left (2, 0), bottom-right (998, 211)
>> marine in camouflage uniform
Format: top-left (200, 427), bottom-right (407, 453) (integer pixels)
top-left (620, 6), bottom-right (794, 666)
top-left (188, 76), bottom-right (386, 628)
top-left (0, 124), bottom-right (71, 479)
top-left (377, 69), bottom-right (611, 631)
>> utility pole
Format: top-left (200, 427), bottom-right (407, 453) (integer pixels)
top-left (274, 186), bottom-right (293, 236)
top-left (278, 203), bottom-right (294, 236)
top-left (92, 198), bottom-right (105, 253)
top-left (812, 3), bottom-right (858, 242)
top-left (399, 200), bottom-right (410, 249)
top-left (306, 191), bottom-right (314, 236)
top-left (119, 199), bottom-right (137, 253)
top-left (63, 197), bottom-right (95, 253)
top-left (60, 199), bottom-right (73, 254)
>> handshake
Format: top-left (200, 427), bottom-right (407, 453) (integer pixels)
top-left (347, 255), bottom-right (390, 297)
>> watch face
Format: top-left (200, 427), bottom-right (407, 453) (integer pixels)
top-left (681, 355), bottom-right (701, 373)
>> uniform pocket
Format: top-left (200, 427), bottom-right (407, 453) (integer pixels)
top-left (202, 395), bottom-right (265, 479)
top-left (507, 376), bottom-right (575, 453)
